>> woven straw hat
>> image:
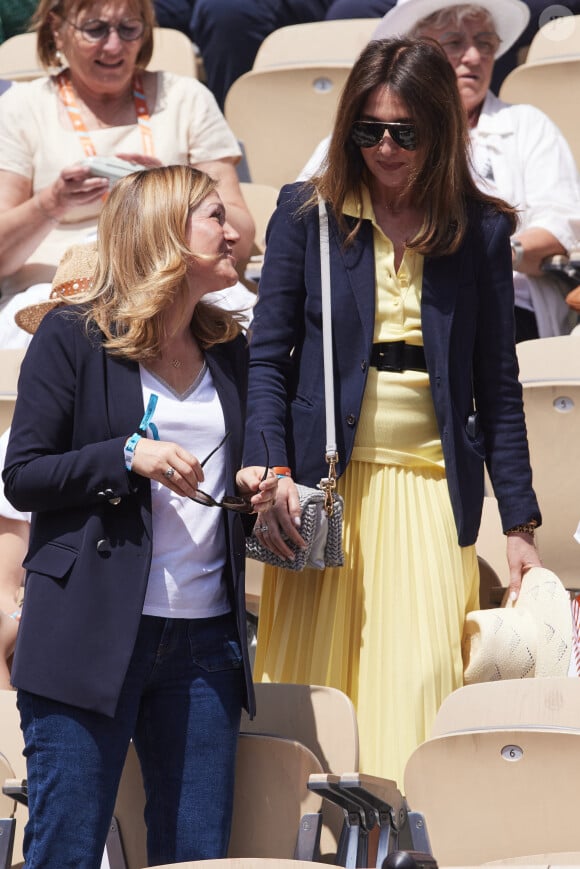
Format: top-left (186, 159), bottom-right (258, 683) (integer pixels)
top-left (372, 0), bottom-right (530, 59)
top-left (14, 242), bottom-right (97, 335)
top-left (462, 566), bottom-right (572, 683)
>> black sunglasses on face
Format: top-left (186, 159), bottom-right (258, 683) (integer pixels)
top-left (351, 120), bottom-right (418, 151)
top-left (191, 430), bottom-right (269, 513)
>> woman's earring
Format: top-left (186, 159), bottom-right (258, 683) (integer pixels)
top-left (55, 49), bottom-right (65, 67)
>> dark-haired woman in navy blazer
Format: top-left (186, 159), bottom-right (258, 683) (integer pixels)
top-left (243, 38), bottom-right (542, 786)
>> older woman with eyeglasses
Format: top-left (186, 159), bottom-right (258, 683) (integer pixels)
top-left (377, 0), bottom-right (580, 340)
top-left (3, 165), bottom-right (277, 868)
top-left (302, 0), bottom-right (580, 340)
top-left (0, 0), bottom-right (255, 308)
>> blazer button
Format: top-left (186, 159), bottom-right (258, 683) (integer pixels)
top-left (346, 414), bottom-right (356, 427)
top-left (96, 539), bottom-right (111, 554)
top-left (361, 360), bottom-right (367, 372)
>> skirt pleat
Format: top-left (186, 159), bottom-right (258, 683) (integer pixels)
top-left (254, 459), bottom-right (479, 786)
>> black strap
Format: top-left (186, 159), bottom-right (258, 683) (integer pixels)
top-left (370, 341), bottom-right (427, 373)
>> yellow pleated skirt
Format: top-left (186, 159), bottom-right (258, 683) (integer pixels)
top-left (253, 458), bottom-right (480, 787)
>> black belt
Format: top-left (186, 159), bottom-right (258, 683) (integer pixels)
top-left (370, 341), bottom-right (427, 372)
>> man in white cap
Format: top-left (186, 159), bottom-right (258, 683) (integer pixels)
top-left (300, 0), bottom-right (580, 341)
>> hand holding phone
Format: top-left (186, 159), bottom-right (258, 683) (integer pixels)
top-left (82, 156), bottom-right (146, 184)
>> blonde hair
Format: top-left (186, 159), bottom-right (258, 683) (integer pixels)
top-left (32, 0), bottom-right (156, 69)
top-left (76, 165), bottom-right (243, 360)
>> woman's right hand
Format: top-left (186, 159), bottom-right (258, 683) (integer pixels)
top-left (130, 437), bottom-right (205, 499)
top-left (38, 162), bottom-right (110, 219)
top-left (252, 476), bottom-right (307, 563)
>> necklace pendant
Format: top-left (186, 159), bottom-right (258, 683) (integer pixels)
top-left (171, 358), bottom-right (182, 369)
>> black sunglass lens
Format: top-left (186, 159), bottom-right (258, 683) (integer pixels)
top-left (351, 122), bottom-right (384, 148)
top-left (390, 124), bottom-right (418, 151)
top-left (352, 121), bottom-right (417, 151)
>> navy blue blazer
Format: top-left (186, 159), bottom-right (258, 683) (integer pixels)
top-left (3, 306), bottom-right (254, 717)
top-left (244, 183), bottom-right (540, 546)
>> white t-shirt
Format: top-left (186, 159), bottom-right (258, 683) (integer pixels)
top-left (140, 363), bottom-right (231, 619)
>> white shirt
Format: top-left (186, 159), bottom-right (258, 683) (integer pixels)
top-left (472, 91), bottom-right (580, 337)
top-left (140, 364), bottom-right (231, 619)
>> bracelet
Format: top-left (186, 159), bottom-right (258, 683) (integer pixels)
top-left (124, 432), bottom-right (142, 471)
top-left (505, 520), bottom-right (538, 537)
top-left (273, 466), bottom-right (292, 478)
top-left (34, 193), bottom-right (59, 225)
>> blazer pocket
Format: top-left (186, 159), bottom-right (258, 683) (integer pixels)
top-left (24, 542), bottom-right (78, 581)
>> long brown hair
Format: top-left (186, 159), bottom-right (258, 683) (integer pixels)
top-left (75, 165), bottom-right (243, 360)
top-left (312, 37), bottom-right (515, 254)
top-left (32, 0), bottom-right (156, 70)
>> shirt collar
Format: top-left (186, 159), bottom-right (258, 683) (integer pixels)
top-left (474, 90), bottom-right (515, 137)
top-left (343, 185), bottom-right (375, 223)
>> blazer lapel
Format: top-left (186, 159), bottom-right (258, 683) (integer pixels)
top-left (104, 351), bottom-right (153, 537)
top-left (331, 214), bottom-right (376, 348)
top-left (421, 253), bottom-right (463, 371)
top-left (205, 348), bottom-right (243, 492)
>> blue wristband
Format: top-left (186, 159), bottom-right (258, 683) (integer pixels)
top-left (124, 432), bottom-right (142, 471)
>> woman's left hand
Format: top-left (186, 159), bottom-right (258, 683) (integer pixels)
top-left (235, 466), bottom-right (278, 514)
top-left (506, 531), bottom-right (542, 601)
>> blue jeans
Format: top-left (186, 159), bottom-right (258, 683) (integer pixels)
top-left (18, 612), bottom-right (244, 869)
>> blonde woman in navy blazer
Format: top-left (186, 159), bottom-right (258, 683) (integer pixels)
top-left (243, 39), bottom-right (542, 785)
top-left (3, 166), bottom-right (277, 869)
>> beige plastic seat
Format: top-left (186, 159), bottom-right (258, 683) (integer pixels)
top-left (0, 32), bottom-right (40, 82)
top-left (431, 677), bottom-right (580, 738)
top-left (253, 19), bottom-right (380, 70)
top-left (404, 728), bottom-right (580, 865)
top-left (0, 28), bottom-right (198, 83)
top-left (244, 557), bottom-right (264, 619)
top-left (240, 683), bottom-right (358, 861)
top-left (240, 682), bottom-right (359, 773)
top-left (112, 732), bottom-right (324, 869)
top-left (147, 28), bottom-right (198, 78)
top-left (499, 59), bottom-right (580, 167)
top-left (148, 858), bottom-right (338, 868)
top-left (0, 690), bottom-right (27, 869)
top-left (239, 182), bottom-right (279, 256)
top-left (224, 65), bottom-right (351, 188)
top-left (476, 554), bottom-right (504, 609)
top-left (515, 336), bottom-right (580, 589)
top-left (475, 495), bottom-right (507, 593)
top-left (239, 182), bottom-right (279, 287)
top-left (526, 14), bottom-right (580, 63)
top-left (0, 350), bottom-right (25, 437)
top-left (0, 755), bottom-right (17, 869)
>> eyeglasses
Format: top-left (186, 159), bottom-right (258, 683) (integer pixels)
top-left (65, 17), bottom-right (146, 43)
top-left (351, 120), bottom-right (418, 151)
top-left (439, 33), bottom-right (501, 59)
top-left (191, 430), bottom-right (269, 513)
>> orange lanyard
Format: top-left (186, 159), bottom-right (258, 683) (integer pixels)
top-left (56, 70), bottom-right (155, 158)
